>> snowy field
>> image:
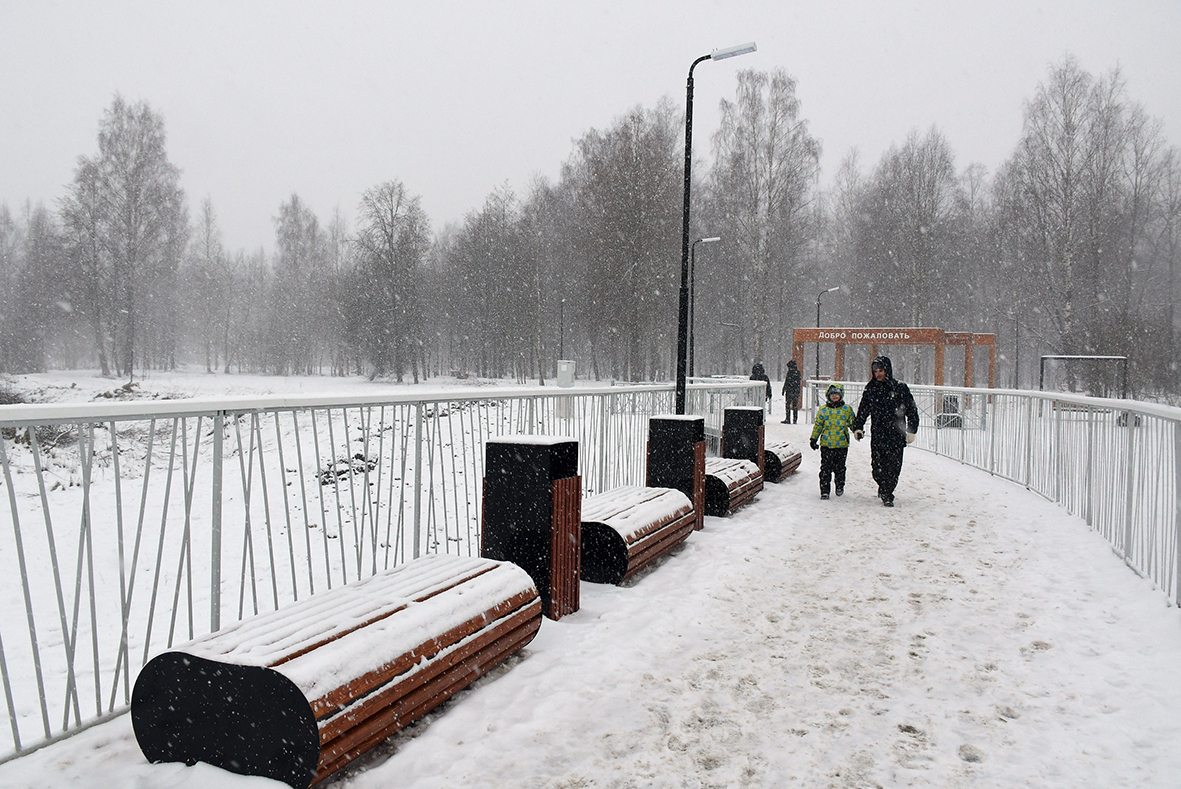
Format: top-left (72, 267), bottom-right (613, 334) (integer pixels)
top-left (1, 375), bottom-right (1180, 787)
top-left (3, 369), bottom-right (542, 405)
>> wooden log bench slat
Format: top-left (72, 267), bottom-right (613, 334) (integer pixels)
top-left (315, 597), bottom-right (540, 777)
top-left (703, 457), bottom-right (763, 516)
top-left (763, 440), bottom-right (803, 483)
top-left (132, 554), bottom-right (541, 789)
top-left (580, 485), bottom-right (696, 584)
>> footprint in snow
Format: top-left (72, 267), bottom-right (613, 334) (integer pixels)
top-left (958, 744), bottom-right (985, 763)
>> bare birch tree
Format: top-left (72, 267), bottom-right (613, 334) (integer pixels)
top-left (61, 96), bottom-right (187, 377)
top-left (704, 68), bottom-right (821, 368)
top-left (353, 181), bottom-right (430, 381)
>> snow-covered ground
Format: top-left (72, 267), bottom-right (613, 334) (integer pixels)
top-left (2, 368), bottom-right (537, 405)
top-left (1, 376), bottom-right (1180, 788)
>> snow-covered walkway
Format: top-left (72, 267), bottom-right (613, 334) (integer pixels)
top-left (2, 420), bottom-right (1180, 788)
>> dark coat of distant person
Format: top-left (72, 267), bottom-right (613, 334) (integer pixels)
top-left (750, 362), bottom-right (772, 401)
top-left (782, 360), bottom-right (801, 400)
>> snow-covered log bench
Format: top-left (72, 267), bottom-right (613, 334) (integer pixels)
top-left (131, 554), bottom-right (541, 789)
top-left (703, 456), bottom-right (763, 516)
top-left (580, 485), bottom-right (696, 584)
top-left (763, 440), bottom-right (802, 483)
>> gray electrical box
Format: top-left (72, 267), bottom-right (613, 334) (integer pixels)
top-left (557, 360), bottom-right (576, 387)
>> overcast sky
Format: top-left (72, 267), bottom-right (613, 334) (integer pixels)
top-left (3, 0), bottom-right (1180, 253)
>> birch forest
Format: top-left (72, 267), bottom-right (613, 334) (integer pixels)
top-left (2, 56), bottom-right (1178, 396)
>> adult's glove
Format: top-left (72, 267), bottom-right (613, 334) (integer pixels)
top-left (809, 437), bottom-right (818, 451)
top-left (906, 432), bottom-right (916, 444)
top-left (853, 430), bottom-right (863, 442)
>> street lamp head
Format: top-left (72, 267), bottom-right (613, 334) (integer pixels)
top-left (710, 42), bottom-right (757, 61)
top-left (825, 286), bottom-right (840, 294)
top-left (696, 236), bottom-right (721, 244)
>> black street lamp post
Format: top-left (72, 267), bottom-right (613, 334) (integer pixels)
top-left (675, 42), bottom-right (756, 415)
top-left (689, 236), bottom-right (720, 378)
top-left (815, 286), bottom-right (840, 380)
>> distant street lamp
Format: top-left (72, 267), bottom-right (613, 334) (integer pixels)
top-left (689, 236), bottom-right (720, 377)
top-left (675, 41), bottom-right (757, 415)
top-left (815, 286), bottom-right (840, 380)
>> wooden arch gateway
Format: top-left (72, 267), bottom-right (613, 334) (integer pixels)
top-left (791, 327), bottom-right (997, 388)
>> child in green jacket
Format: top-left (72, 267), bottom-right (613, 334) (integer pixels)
top-left (810, 383), bottom-right (856, 499)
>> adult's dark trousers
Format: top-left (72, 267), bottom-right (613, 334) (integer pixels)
top-left (870, 438), bottom-right (905, 499)
top-left (818, 446), bottom-right (848, 494)
top-left (786, 397), bottom-right (800, 423)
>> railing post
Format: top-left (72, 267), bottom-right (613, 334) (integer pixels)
top-left (598, 393), bottom-right (610, 494)
top-left (959, 390), bottom-right (966, 463)
top-left (1055, 397), bottom-right (1063, 503)
top-left (413, 402), bottom-right (423, 559)
top-left (1123, 414), bottom-right (1137, 564)
top-left (1085, 406), bottom-right (1095, 527)
top-left (1174, 420), bottom-right (1181, 607)
top-left (211, 412), bottom-right (223, 632)
top-left (1023, 396), bottom-right (1034, 489)
top-left (988, 393), bottom-right (997, 475)
top-left (933, 394), bottom-right (940, 457)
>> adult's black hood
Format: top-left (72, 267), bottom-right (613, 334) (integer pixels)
top-left (870, 355), bottom-right (894, 381)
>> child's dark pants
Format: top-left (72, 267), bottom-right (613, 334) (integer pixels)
top-left (819, 446), bottom-right (848, 495)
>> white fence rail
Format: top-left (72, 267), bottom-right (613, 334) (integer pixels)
top-left (0, 380), bottom-right (763, 760)
top-left (810, 380), bottom-right (1181, 608)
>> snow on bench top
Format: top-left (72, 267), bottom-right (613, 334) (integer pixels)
top-left (487, 435), bottom-right (575, 446)
top-left (704, 456), bottom-right (761, 485)
top-left (581, 485), bottom-right (692, 542)
top-left (163, 554), bottom-right (536, 700)
top-left (765, 440), bottom-right (802, 457)
top-left (649, 414), bottom-right (705, 422)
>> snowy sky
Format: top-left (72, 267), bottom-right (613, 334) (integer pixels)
top-left (2, 0), bottom-right (1180, 252)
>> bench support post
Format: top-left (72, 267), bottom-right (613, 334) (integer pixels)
top-left (646, 416), bottom-right (706, 530)
top-left (483, 438), bottom-right (581, 620)
top-left (723, 406), bottom-right (765, 475)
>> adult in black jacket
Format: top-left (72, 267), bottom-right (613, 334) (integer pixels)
top-left (750, 362), bottom-right (772, 414)
top-left (781, 359), bottom-right (802, 424)
top-left (852, 356), bottom-right (919, 507)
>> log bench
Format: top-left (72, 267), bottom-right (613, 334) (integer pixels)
top-left (580, 485), bottom-right (696, 585)
top-left (763, 440), bottom-right (803, 483)
top-left (703, 456), bottom-right (763, 516)
top-left (131, 554), bottom-right (541, 789)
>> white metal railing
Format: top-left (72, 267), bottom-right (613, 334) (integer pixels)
top-left (809, 379), bottom-right (1181, 608)
top-left (0, 380), bottom-right (763, 760)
